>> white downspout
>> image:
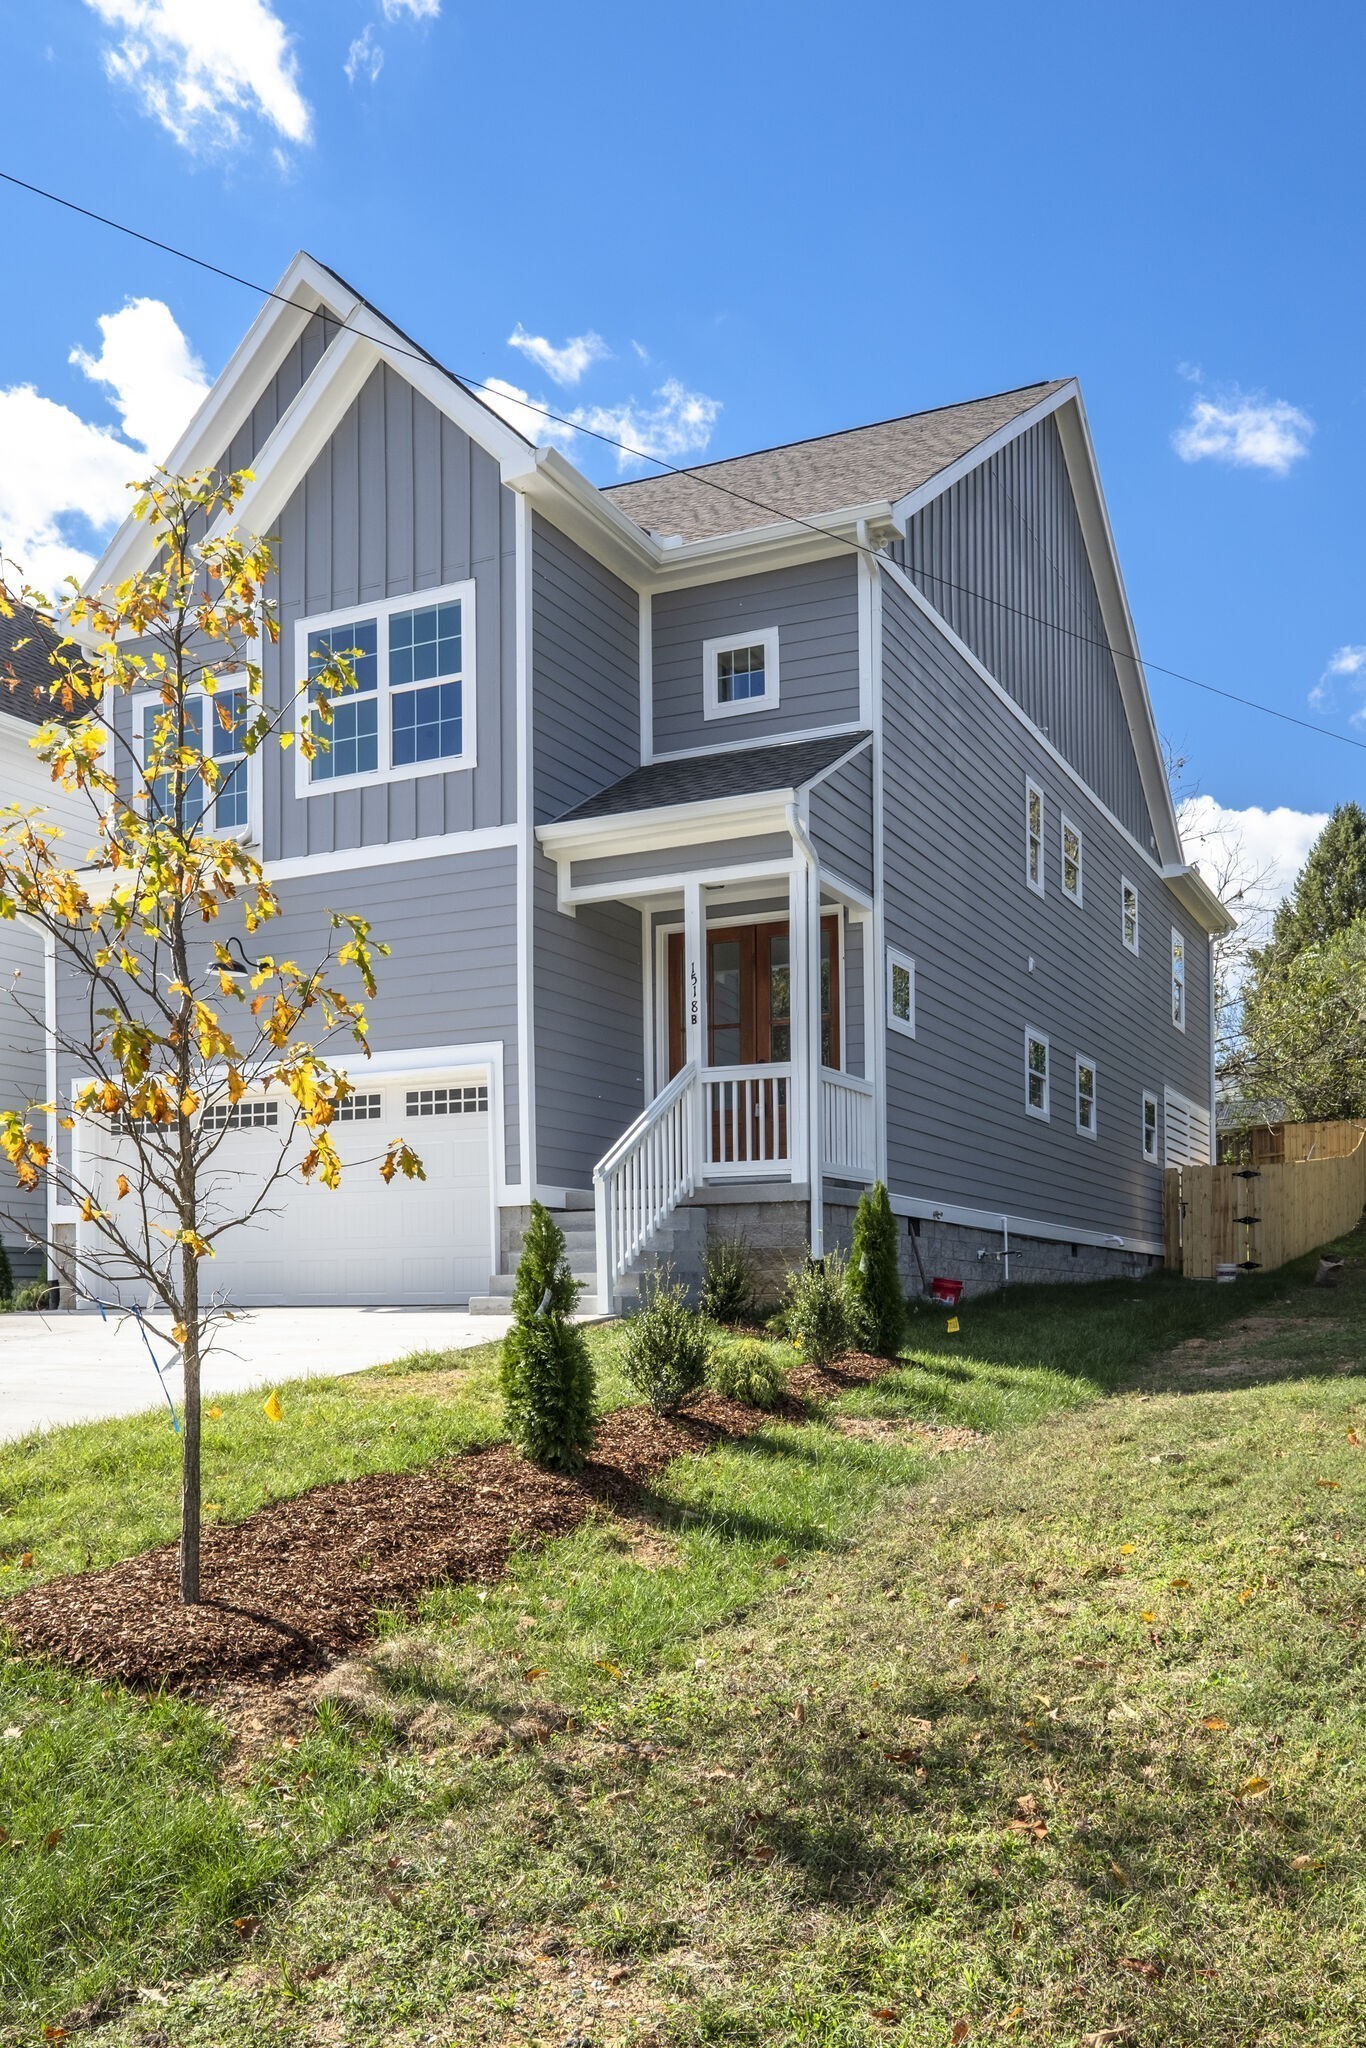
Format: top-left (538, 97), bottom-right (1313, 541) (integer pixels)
top-left (787, 801), bottom-right (823, 1258)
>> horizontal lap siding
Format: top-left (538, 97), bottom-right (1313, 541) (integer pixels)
top-left (652, 557), bottom-right (860, 754)
top-left (571, 833), bottom-right (792, 891)
top-left (531, 517), bottom-right (644, 1186)
top-left (897, 416), bottom-right (1155, 850)
top-left (0, 919), bottom-right (46, 1277)
top-left (808, 749), bottom-right (873, 893)
top-left (880, 578), bottom-right (1209, 1245)
top-left (266, 365), bottom-right (516, 862)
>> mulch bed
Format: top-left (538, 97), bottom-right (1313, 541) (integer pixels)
top-left (2, 1353), bottom-right (902, 1698)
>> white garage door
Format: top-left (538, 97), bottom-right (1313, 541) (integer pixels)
top-left (84, 1075), bottom-right (493, 1309)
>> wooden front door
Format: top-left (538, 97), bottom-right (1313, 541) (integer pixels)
top-left (666, 917), bottom-right (840, 1078)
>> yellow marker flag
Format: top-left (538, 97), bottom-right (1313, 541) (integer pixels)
top-left (208, 1405), bottom-right (223, 1420)
top-left (262, 1391), bottom-right (283, 1423)
top-left (946, 1316), bottom-right (961, 1334)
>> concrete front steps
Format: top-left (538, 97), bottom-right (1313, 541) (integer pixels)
top-left (468, 1193), bottom-right (706, 1318)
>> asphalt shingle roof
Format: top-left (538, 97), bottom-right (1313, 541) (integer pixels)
top-left (0, 602), bottom-right (64, 726)
top-left (558, 733), bottom-right (871, 824)
top-left (601, 381), bottom-right (1068, 542)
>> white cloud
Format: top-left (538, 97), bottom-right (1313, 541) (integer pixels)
top-left (380, 0), bottom-right (440, 15)
top-left (1172, 387), bottom-right (1312, 476)
top-left (344, 25), bottom-right (384, 83)
top-left (576, 381), bottom-right (722, 471)
top-left (0, 299), bottom-right (208, 595)
top-left (1309, 643), bottom-right (1366, 716)
top-left (1179, 795), bottom-right (1328, 935)
top-left (84, 0), bottom-right (311, 152)
top-left (478, 377), bottom-right (578, 452)
top-left (508, 324), bottom-right (610, 389)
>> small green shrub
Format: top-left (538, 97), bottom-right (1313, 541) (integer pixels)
top-left (510, 1200), bottom-right (580, 1320)
top-left (848, 1182), bottom-right (905, 1356)
top-left (621, 1276), bottom-right (712, 1413)
top-left (709, 1338), bottom-right (786, 1408)
top-left (500, 1203), bottom-right (594, 1470)
top-left (700, 1233), bottom-right (760, 1324)
top-left (782, 1249), bottom-right (855, 1369)
top-left (10, 1278), bottom-right (51, 1312)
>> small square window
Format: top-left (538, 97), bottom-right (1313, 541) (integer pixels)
top-left (1122, 878), bottom-right (1139, 953)
top-left (1025, 1028), bottom-right (1050, 1120)
top-left (1142, 1091), bottom-right (1159, 1161)
top-left (887, 947), bottom-right (916, 1038)
top-left (1025, 778), bottom-right (1044, 895)
top-left (1061, 814), bottom-right (1083, 904)
top-left (703, 627), bottom-right (779, 720)
top-left (1075, 1056), bottom-right (1097, 1139)
top-left (1171, 927), bottom-right (1187, 1030)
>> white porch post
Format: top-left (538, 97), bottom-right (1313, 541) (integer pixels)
top-left (806, 854), bottom-right (824, 1258)
top-left (683, 878), bottom-right (706, 1172)
top-left (788, 860), bottom-right (809, 1189)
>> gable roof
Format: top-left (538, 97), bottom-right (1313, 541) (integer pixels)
top-left (600, 383), bottom-right (1069, 541)
top-left (0, 601), bottom-right (62, 727)
top-left (558, 733), bottom-right (870, 824)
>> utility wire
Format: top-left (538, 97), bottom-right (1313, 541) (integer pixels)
top-left (2, 166), bottom-right (1361, 759)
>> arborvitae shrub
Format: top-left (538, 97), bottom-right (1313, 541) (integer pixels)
top-left (500, 1203), bottom-right (594, 1470)
top-left (848, 1182), bottom-right (905, 1356)
top-left (709, 1337), bottom-right (786, 1408)
top-left (621, 1275), bottom-right (711, 1413)
top-left (782, 1249), bottom-right (855, 1369)
top-left (700, 1233), bottom-right (759, 1324)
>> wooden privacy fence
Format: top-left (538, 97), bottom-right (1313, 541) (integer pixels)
top-left (1165, 1131), bottom-right (1366, 1278)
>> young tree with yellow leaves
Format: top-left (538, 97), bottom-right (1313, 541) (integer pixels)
top-left (0, 470), bottom-right (422, 1603)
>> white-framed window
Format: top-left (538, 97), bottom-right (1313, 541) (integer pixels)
top-left (1171, 927), bottom-right (1186, 1030)
top-left (1061, 813), bottom-right (1083, 904)
top-left (1121, 877), bottom-right (1139, 953)
top-left (887, 947), bottom-right (916, 1038)
top-left (1025, 778), bottom-right (1045, 895)
top-left (702, 626), bottom-right (779, 721)
top-left (1142, 1090), bottom-right (1159, 1161)
top-left (1025, 1027), bottom-right (1050, 1120)
top-left (134, 681), bottom-right (254, 838)
top-left (1075, 1055), bottom-right (1097, 1138)
top-left (294, 579), bottom-right (476, 795)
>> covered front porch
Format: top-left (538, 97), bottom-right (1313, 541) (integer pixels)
top-left (537, 734), bottom-right (880, 1308)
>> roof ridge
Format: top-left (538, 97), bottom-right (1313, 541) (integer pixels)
top-left (601, 379), bottom-right (1070, 492)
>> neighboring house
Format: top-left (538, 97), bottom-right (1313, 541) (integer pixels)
top-left (58, 252), bottom-right (1229, 1314)
top-left (0, 603), bottom-right (91, 1282)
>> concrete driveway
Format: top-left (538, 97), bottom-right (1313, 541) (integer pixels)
top-left (0, 1305), bottom-right (512, 1443)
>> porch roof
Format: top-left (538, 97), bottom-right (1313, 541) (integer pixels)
top-left (558, 732), bottom-right (871, 824)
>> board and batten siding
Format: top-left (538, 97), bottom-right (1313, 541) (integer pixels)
top-left (896, 415), bottom-right (1155, 851)
top-left (262, 363), bottom-right (518, 862)
top-left (879, 575), bottom-right (1210, 1247)
top-left (652, 556), bottom-right (861, 756)
top-left (808, 745), bottom-right (873, 895)
top-left (219, 308), bottom-right (341, 476)
top-left (531, 515), bottom-right (644, 1187)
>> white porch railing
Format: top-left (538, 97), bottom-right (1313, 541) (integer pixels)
top-left (820, 1066), bottom-right (876, 1180)
top-left (594, 1061), bottom-right (698, 1307)
top-left (703, 1064), bottom-right (793, 1176)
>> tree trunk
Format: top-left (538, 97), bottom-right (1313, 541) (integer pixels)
top-left (178, 1140), bottom-right (202, 1603)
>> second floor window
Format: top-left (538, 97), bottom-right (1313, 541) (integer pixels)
top-left (1171, 927), bottom-right (1186, 1029)
top-left (1122, 878), bottom-right (1139, 953)
top-left (299, 581), bottom-right (474, 791)
top-left (1075, 1056), bottom-right (1097, 1137)
top-left (1025, 779), bottom-right (1044, 893)
top-left (1025, 1027), bottom-right (1049, 1119)
top-left (704, 627), bottom-right (779, 720)
top-left (1061, 814), bottom-right (1083, 903)
top-left (140, 683), bottom-right (250, 836)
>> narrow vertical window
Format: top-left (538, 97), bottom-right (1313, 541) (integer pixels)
top-left (1075, 1056), bottom-right (1097, 1138)
top-left (1025, 1028), bottom-right (1050, 1119)
top-left (1121, 878), bottom-right (1139, 953)
top-left (887, 948), bottom-right (915, 1038)
top-left (1142, 1091), bottom-right (1159, 1160)
top-left (1061, 814), bottom-right (1083, 903)
top-left (1025, 779), bottom-right (1044, 894)
top-left (1171, 927), bottom-right (1186, 1030)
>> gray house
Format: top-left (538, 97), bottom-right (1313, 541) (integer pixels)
top-left (57, 252), bottom-right (1227, 1312)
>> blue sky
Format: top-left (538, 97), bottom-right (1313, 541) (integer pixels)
top-left (1, 0), bottom-right (1361, 898)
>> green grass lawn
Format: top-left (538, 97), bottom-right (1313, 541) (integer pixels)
top-left (2, 1243), bottom-right (1364, 2044)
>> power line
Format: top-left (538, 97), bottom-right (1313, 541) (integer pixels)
top-left (2, 166), bottom-right (1362, 761)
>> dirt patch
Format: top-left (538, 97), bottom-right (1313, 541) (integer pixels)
top-left (831, 1416), bottom-right (988, 1453)
top-left (785, 1349), bottom-right (895, 1402)
top-left (1151, 1313), bottom-right (1363, 1389)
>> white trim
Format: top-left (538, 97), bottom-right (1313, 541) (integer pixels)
top-left (891, 382), bottom-right (1078, 525)
top-left (1121, 876), bottom-right (1140, 954)
top-left (856, 534), bottom-right (875, 730)
top-left (1075, 1054), bottom-right (1097, 1140)
top-left (886, 945), bottom-right (916, 1039)
top-left (566, 854), bottom-right (794, 910)
top-left (1025, 775), bottom-right (1045, 896)
top-left (638, 587), bottom-right (654, 762)
top-left (515, 492), bottom-right (536, 1199)
top-left (887, 1187), bottom-right (1162, 1260)
top-left (1142, 1088), bottom-right (1160, 1163)
top-left (869, 557), bottom-right (888, 1183)
top-left (1025, 1025), bottom-right (1050, 1121)
top-left (1171, 925), bottom-right (1187, 1032)
top-left (1060, 811), bottom-right (1083, 906)
top-left (644, 718), bottom-right (867, 766)
top-left (292, 579), bottom-right (476, 797)
top-left (702, 626), bottom-right (780, 722)
top-left (211, 326), bottom-right (377, 552)
top-left (266, 822), bottom-right (518, 881)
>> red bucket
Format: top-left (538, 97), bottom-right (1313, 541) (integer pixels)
top-left (929, 1277), bottom-right (963, 1307)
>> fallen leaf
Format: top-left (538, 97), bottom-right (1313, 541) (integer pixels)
top-left (1119, 1542), bottom-right (1136, 1554)
top-left (1200, 1716), bottom-right (1229, 1730)
top-left (19, 1552), bottom-right (33, 1570)
top-left (1117, 1956), bottom-right (1162, 1982)
top-left (208, 1405), bottom-right (223, 1420)
top-left (1241, 1776), bottom-right (1272, 1798)
top-left (232, 1916), bottom-right (260, 1939)
top-left (595, 1660), bottom-right (624, 1678)
top-left (951, 2023), bottom-right (971, 2044)
top-left (772, 1553), bottom-right (789, 1569)
top-left (1007, 1818), bottom-right (1048, 1839)
top-left (1317, 1479), bottom-right (1342, 1490)
top-left (1168, 1577), bottom-right (1191, 1590)
top-left (262, 1391), bottom-right (283, 1423)
top-left (1238, 1587), bottom-right (1255, 1602)
top-left (1347, 1429), bottom-right (1361, 1447)
top-left (523, 1667), bottom-right (548, 1682)
top-left (870, 2011), bottom-right (900, 2026)
top-left (1291, 1854), bottom-right (1325, 1870)
top-left (41, 2029), bottom-right (69, 2043)
top-left (44, 1828), bottom-right (62, 1851)
top-left (1140, 1610), bottom-right (1157, 1624)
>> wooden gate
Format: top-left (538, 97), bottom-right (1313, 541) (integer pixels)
top-left (1165, 1129), bottom-right (1366, 1277)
